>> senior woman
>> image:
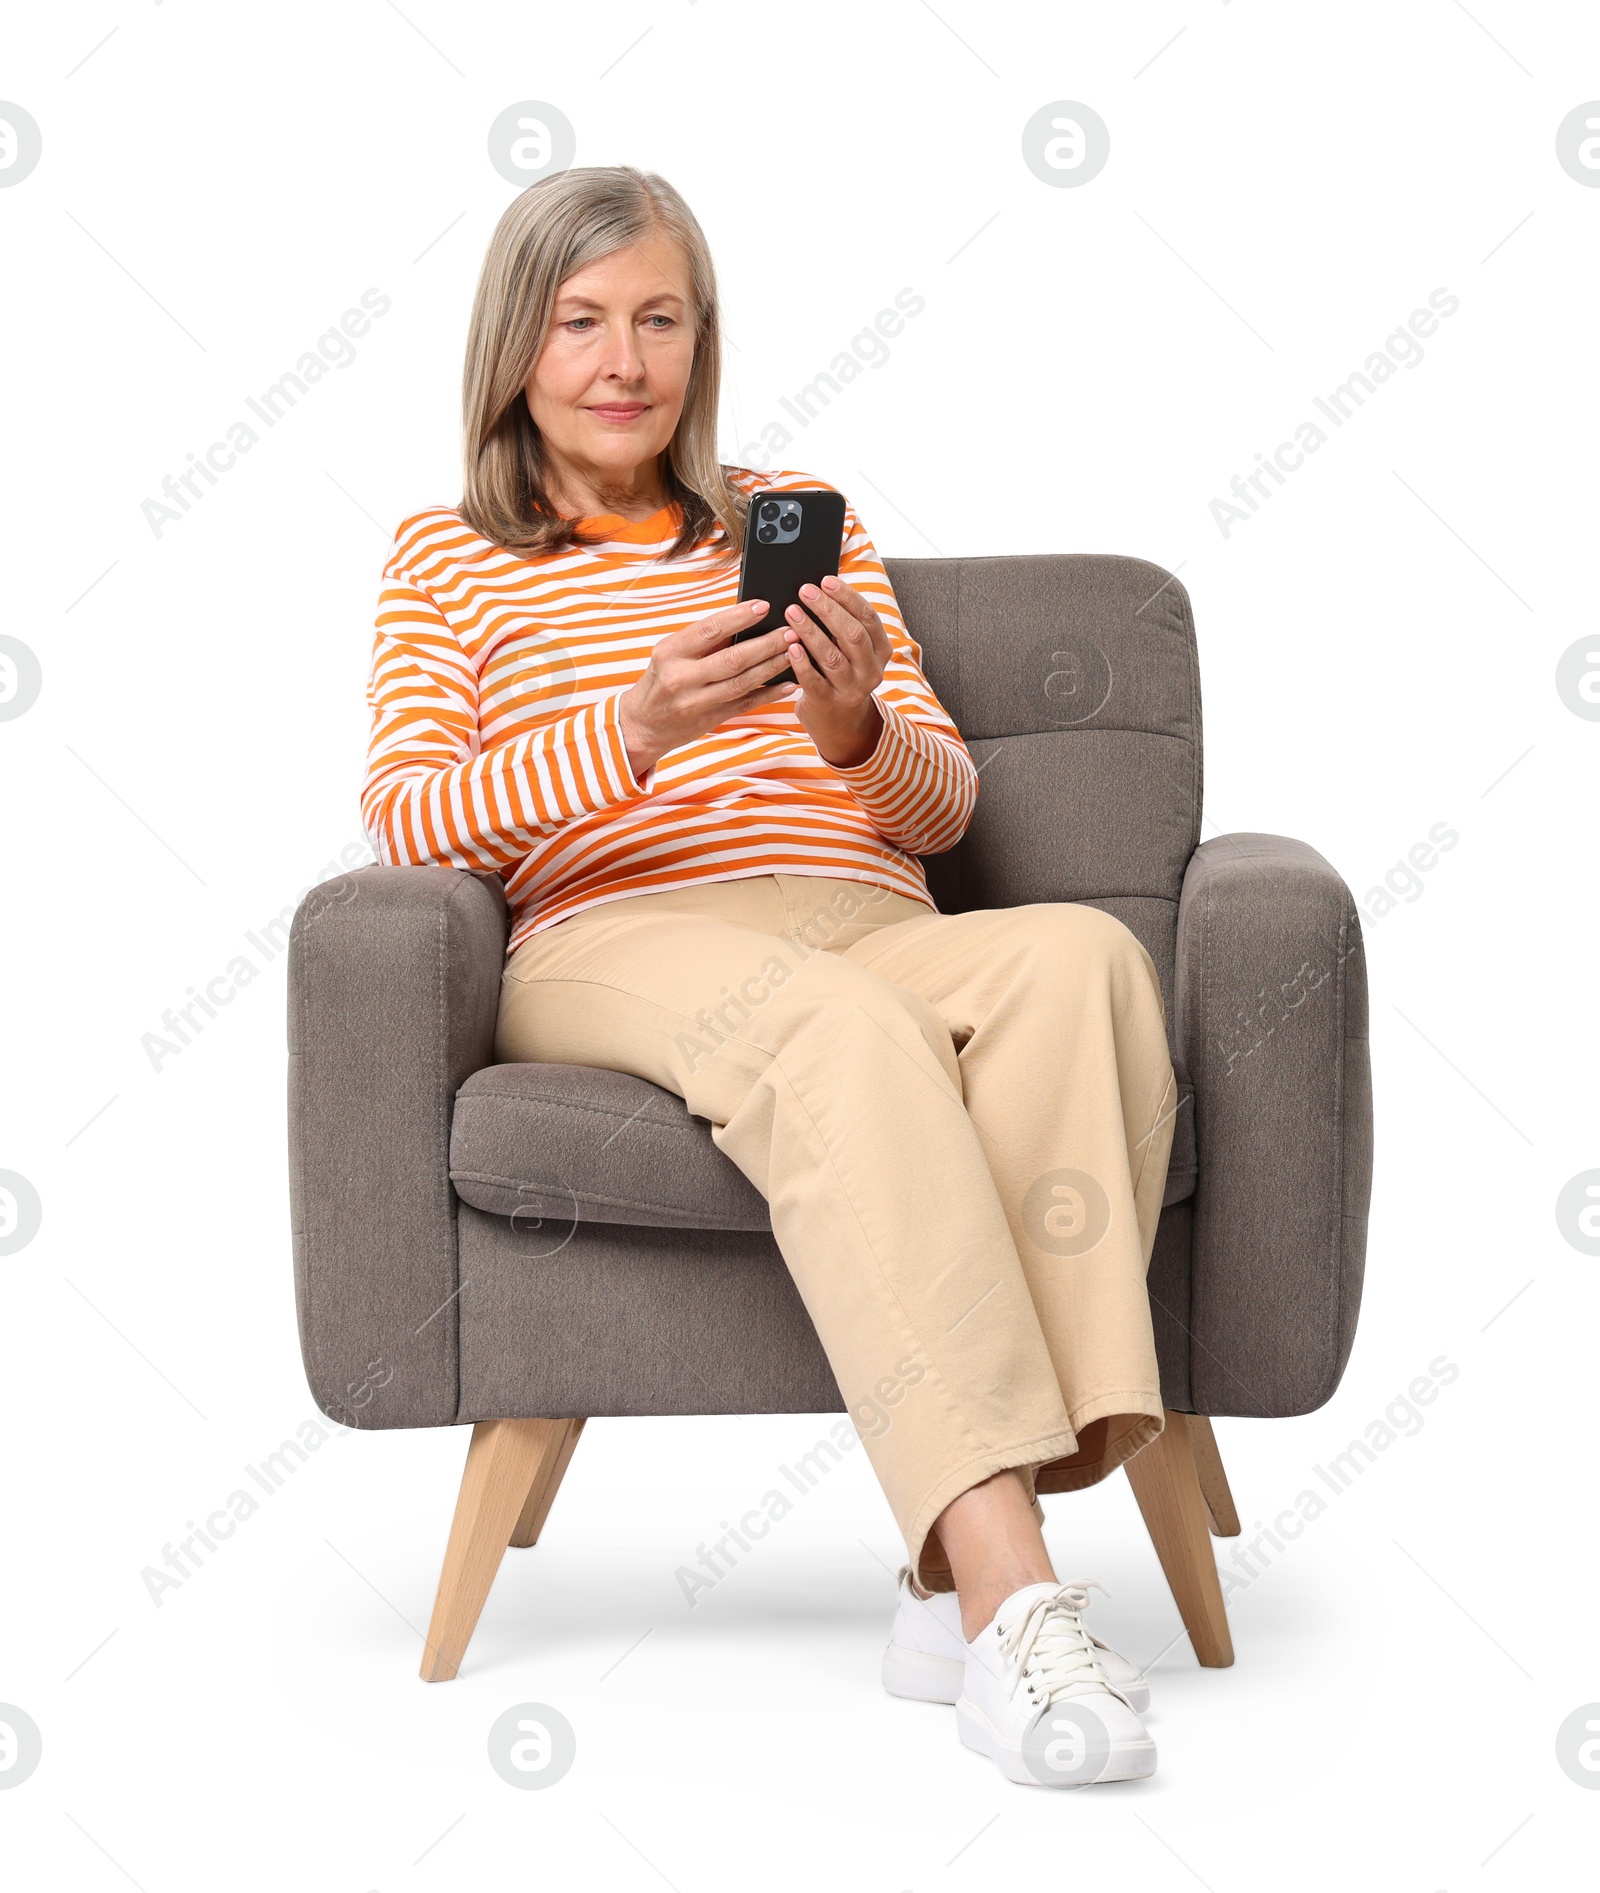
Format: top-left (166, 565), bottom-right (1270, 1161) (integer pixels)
top-left (362, 167), bottom-right (1177, 1788)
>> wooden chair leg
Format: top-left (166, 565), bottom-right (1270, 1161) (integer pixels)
top-left (510, 1418), bottom-right (585, 1548)
top-left (1124, 1410), bottom-right (1235, 1668)
top-left (420, 1418), bottom-right (575, 1683)
top-left (1185, 1414), bottom-right (1241, 1538)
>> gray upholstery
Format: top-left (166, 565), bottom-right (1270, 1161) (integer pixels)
top-left (289, 865), bottom-right (505, 1429)
top-left (455, 1208), bottom-right (845, 1420)
top-left (891, 556), bottom-right (1200, 995)
top-left (448, 1062), bottom-right (1197, 1226)
top-left (1174, 833), bottom-right (1373, 1414)
top-left (289, 554), bottom-right (1372, 1434)
top-left (450, 1063), bottom-right (771, 1230)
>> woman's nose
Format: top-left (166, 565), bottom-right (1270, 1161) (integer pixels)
top-left (600, 329), bottom-right (645, 381)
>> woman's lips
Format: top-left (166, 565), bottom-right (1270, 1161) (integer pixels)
top-left (587, 403), bottom-right (649, 422)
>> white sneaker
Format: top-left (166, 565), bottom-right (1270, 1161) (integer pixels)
top-left (957, 1580), bottom-right (1157, 1786)
top-left (881, 1567), bottom-right (1149, 1713)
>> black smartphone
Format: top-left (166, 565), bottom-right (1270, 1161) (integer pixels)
top-left (733, 487), bottom-right (848, 689)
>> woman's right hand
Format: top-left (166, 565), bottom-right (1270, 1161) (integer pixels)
top-left (618, 600), bottom-right (795, 778)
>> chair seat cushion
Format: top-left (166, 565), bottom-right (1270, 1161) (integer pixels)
top-left (451, 1064), bottom-right (771, 1230)
top-left (450, 1062), bottom-right (1197, 1230)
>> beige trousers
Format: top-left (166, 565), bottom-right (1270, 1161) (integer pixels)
top-left (496, 872), bottom-right (1177, 1591)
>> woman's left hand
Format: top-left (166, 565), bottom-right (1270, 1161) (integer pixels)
top-left (783, 575), bottom-right (891, 769)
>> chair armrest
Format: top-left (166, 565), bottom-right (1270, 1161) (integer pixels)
top-left (1174, 834), bottom-right (1373, 1416)
top-left (288, 865), bottom-right (508, 1428)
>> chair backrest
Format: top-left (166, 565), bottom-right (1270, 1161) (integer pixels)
top-left (885, 553), bottom-right (1203, 1023)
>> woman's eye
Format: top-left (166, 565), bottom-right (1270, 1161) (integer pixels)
top-left (566, 317), bottom-right (595, 332)
top-left (644, 315), bottom-right (673, 330)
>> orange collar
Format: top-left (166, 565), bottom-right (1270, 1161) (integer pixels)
top-left (575, 501), bottom-right (684, 544)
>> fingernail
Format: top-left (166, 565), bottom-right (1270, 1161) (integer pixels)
top-left (800, 584), bottom-right (819, 599)
top-left (748, 600), bottom-right (767, 612)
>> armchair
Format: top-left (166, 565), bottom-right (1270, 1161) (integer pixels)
top-left (288, 554), bottom-right (1373, 1679)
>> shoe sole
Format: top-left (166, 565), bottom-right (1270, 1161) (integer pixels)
top-left (956, 1694), bottom-right (1157, 1787)
top-left (882, 1642), bottom-right (1150, 1715)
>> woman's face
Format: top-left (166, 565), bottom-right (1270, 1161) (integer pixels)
top-left (524, 230), bottom-right (697, 502)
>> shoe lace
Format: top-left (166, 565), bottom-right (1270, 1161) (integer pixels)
top-left (996, 1581), bottom-right (1120, 1710)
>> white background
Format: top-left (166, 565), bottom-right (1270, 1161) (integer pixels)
top-left (2, 2), bottom-right (1597, 1886)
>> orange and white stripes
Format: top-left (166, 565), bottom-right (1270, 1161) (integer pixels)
top-left (361, 467), bottom-right (977, 956)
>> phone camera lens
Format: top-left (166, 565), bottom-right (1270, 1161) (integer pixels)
top-left (759, 501), bottom-right (780, 522)
top-left (779, 512), bottom-right (798, 532)
top-left (757, 523), bottom-right (777, 543)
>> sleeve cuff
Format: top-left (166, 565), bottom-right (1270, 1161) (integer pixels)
top-left (591, 687), bottom-right (655, 804)
top-left (825, 697), bottom-right (910, 795)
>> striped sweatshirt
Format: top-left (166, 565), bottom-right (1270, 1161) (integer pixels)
top-left (361, 467), bottom-right (978, 957)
